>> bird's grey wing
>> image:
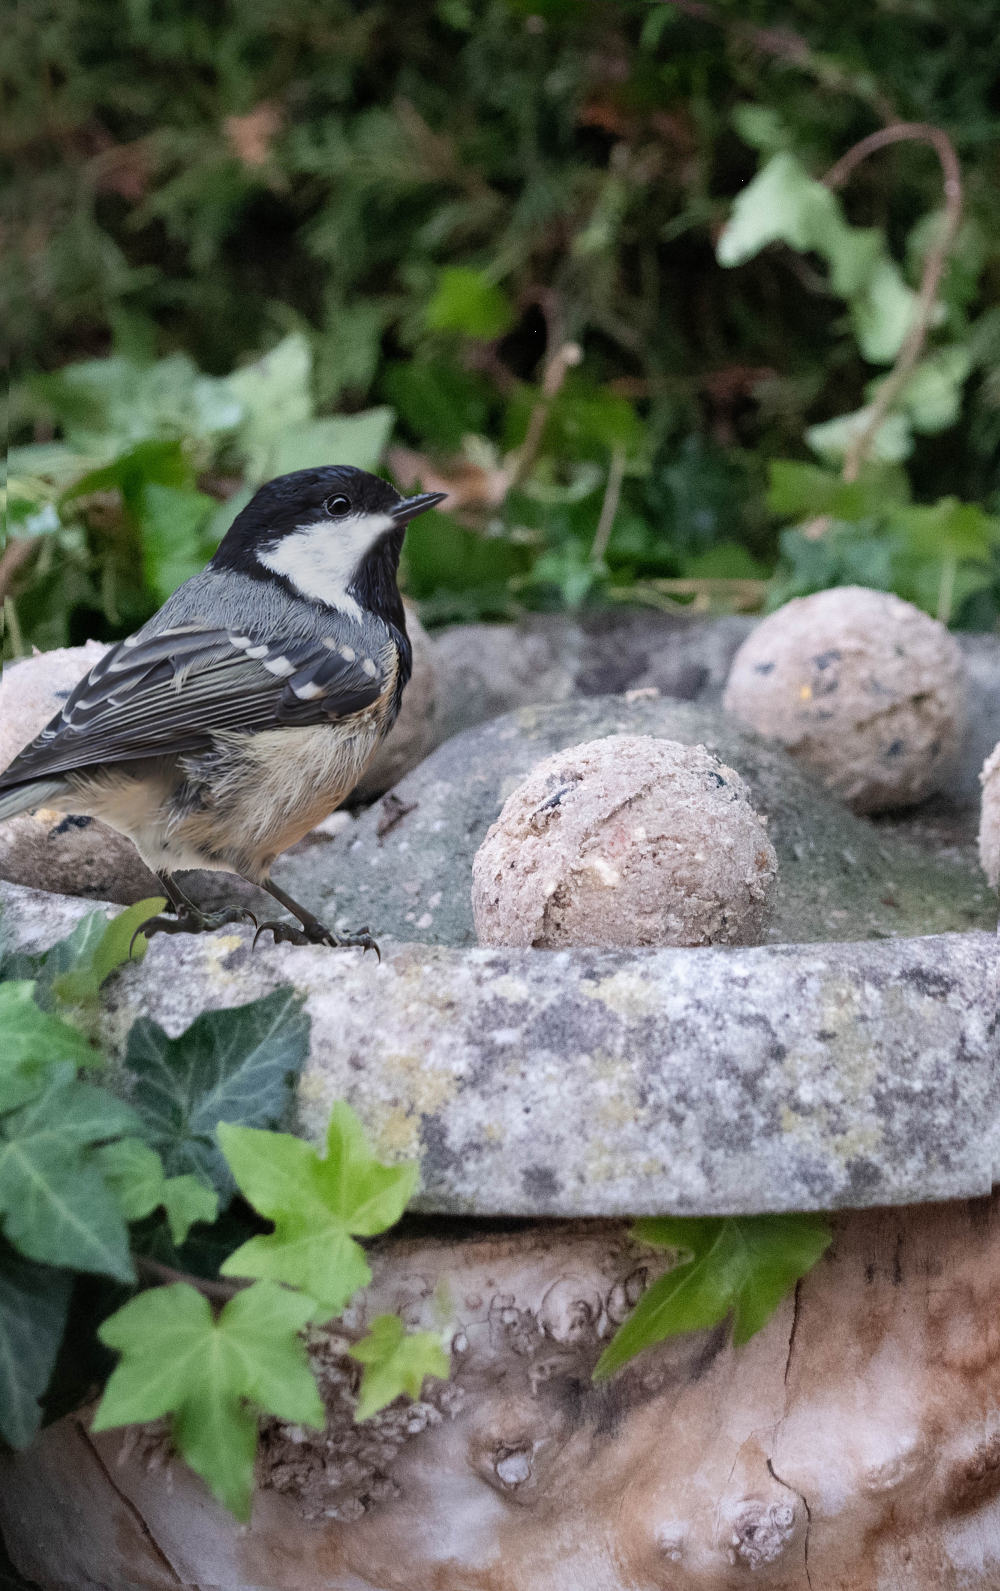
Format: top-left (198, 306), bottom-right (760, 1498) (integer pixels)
top-left (0, 623), bottom-right (385, 789)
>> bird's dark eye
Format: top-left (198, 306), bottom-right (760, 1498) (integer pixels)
top-left (325, 494), bottom-right (351, 517)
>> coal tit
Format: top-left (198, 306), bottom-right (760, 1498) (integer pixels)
top-left (0, 466), bottom-right (444, 953)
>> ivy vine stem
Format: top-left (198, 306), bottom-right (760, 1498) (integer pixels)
top-left (821, 124), bottom-right (964, 485)
top-left (134, 1254), bottom-right (245, 1304)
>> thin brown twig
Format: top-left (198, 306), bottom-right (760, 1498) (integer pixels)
top-left (821, 124), bottom-right (963, 483)
top-left (591, 444), bottom-right (627, 565)
top-left (134, 1254), bottom-right (246, 1303)
top-left (0, 536), bottom-right (38, 602)
top-left (506, 341), bottom-right (583, 492)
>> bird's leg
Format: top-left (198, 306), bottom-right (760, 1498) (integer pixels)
top-left (252, 877), bottom-right (379, 959)
top-left (130, 871), bottom-right (258, 952)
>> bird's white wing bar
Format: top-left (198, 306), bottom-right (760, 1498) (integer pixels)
top-left (0, 625), bottom-right (387, 790)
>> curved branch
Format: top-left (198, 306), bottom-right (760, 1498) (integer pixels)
top-left (133, 1254), bottom-right (245, 1304)
top-left (821, 124), bottom-right (963, 484)
top-left (0, 536), bottom-right (39, 603)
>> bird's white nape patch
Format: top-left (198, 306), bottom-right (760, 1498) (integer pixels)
top-left (256, 513), bottom-right (394, 617)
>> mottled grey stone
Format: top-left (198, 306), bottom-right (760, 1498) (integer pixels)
top-left (272, 697), bottom-right (994, 950)
top-left (431, 614), bottom-right (997, 800)
top-left (1, 880), bottom-right (996, 1216)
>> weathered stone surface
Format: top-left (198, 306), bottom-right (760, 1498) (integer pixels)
top-left (430, 616), bottom-right (580, 744)
top-left (2, 881), bottom-right (996, 1217)
top-left (5, 1196), bottom-right (1000, 1590)
top-left (272, 696), bottom-right (995, 949)
top-left (3, 618), bottom-right (993, 918)
top-left (432, 616), bottom-right (998, 805)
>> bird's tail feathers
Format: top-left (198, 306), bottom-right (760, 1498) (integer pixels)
top-left (0, 780), bottom-right (69, 824)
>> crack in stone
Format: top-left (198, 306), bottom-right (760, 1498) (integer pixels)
top-left (767, 1456), bottom-right (813, 1590)
top-left (769, 1289), bottom-right (813, 1587)
top-left (785, 1277), bottom-right (804, 1386)
top-left (74, 1420), bottom-right (187, 1588)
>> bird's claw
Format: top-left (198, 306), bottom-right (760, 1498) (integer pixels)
top-left (252, 918), bottom-right (380, 961)
top-left (130, 904), bottom-right (258, 956)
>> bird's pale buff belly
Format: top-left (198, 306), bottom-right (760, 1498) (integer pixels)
top-left (64, 710), bottom-right (386, 880)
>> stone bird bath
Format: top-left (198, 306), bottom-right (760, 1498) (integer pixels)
top-left (0, 617), bottom-right (997, 1590)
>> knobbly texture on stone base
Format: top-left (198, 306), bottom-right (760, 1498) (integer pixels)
top-left (5, 1198), bottom-right (1000, 1590)
top-left (2, 881), bottom-right (996, 1217)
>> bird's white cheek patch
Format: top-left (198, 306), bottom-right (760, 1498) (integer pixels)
top-left (257, 514), bottom-right (394, 616)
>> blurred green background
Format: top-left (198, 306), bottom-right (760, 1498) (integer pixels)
top-left (5, 0), bottom-right (1000, 658)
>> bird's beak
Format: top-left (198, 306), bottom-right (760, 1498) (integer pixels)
top-left (391, 491), bottom-right (448, 523)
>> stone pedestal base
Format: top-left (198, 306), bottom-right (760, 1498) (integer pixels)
top-left (3, 1195), bottom-right (999, 1589)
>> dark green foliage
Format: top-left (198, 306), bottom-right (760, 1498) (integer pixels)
top-left (5, 0), bottom-right (999, 647)
top-left (0, 1240), bottom-right (74, 1451)
top-left (123, 988), bottom-right (311, 1194)
top-left (593, 1213), bottom-right (832, 1380)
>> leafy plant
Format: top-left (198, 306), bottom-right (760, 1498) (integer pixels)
top-left (350, 1313), bottom-right (450, 1424)
top-left (93, 1280), bottom-right (324, 1520)
top-left (123, 985), bottom-right (311, 1193)
top-left (0, 902), bottom-right (446, 1522)
top-left (217, 1106), bottom-right (419, 1316)
top-left (593, 1213), bottom-right (832, 1381)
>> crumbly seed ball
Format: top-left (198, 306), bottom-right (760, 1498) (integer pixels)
top-left (722, 587), bottom-right (967, 814)
top-left (471, 735), bottom-right (778, 950)
top-left (979, 742), bottom-right (1000, 889)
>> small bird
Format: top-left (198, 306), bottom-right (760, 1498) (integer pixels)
top-left (0, 466), bottom-right (444, 953)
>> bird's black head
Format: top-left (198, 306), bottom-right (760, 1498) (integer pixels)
top-left (210, 465), bottom-right (444, 627)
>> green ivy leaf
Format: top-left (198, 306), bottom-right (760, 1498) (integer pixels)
top-left (349, 1314), bottom-right (449, 1422)
top-left (425, 266), bottom-right (514, 340)
top-left (593, 1214), bottom-right (831, 1381)
top-left (767, 460), bottom-right (910, 522)
top-left (61, 439), bottom-right (194, 519)
top-left (806, 407), bottom-right (913, 466)
top-left (0, 1074), bottom-right (140, 1279)
top-left (850, 258), bottom-right (923, 364)
top-left (0, 983), bottom-right (99, 1113)
top-left (382, 358), bottom-right (491, 451)
top-left (217, 1103), bottom-right (419, 1317)
top-left (878, 346), bottom-right (972, 434)
top-left (270, 408), bottom-right (395, 478)
top-left (48, 899), bottom-right (166, 1009)
top-left (93, 1279), bottom-right (324, 1521)
top-left (889, 497), bottom-right (1000, 563)
top-left (96, 1138), bottom-right (218, 1245)
top-left (0, 1238), bottom-right (74, 1449)
top-left (123, 989), bottom-right (310, 1195)
top-left (769, 523), bottom-right (896, 608)
top-left (35, 353), bottom-right (241, 454)
top-left (139, 484), bottom-right (217, 603)
top-left (223, 334), bottom-right (314, 483)
top-left (716, 153), bottom-right (841, 267)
